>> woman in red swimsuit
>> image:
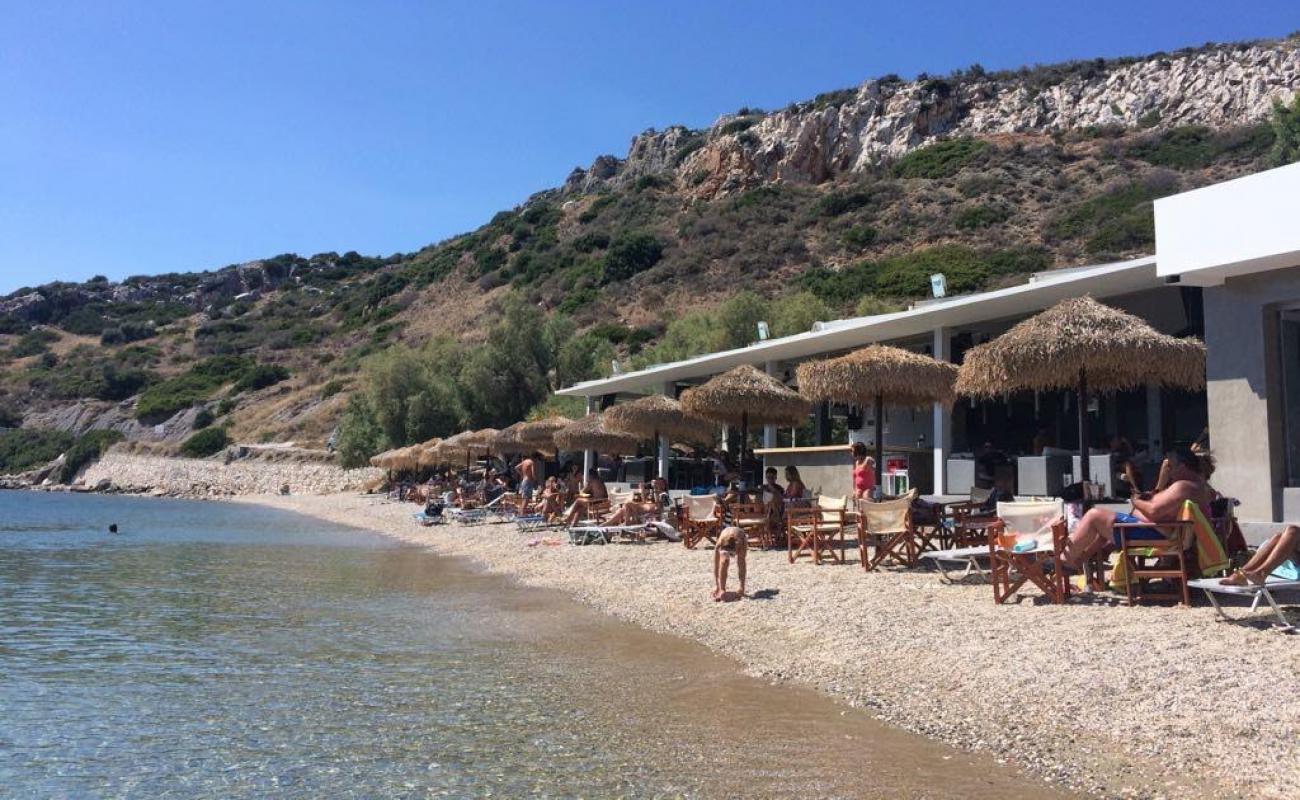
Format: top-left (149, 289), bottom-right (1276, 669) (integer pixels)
top-left (851, 442), bottom-right (876, 499)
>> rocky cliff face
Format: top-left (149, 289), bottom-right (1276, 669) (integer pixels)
top-left (566, 39), bottom-right (1300, 198)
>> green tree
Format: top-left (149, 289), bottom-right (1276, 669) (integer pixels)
top-left (717, 291), bottom-right (770, 349)
top-left (336, 394), bottom-right (386, 469)
top-left (556, 333), bottom-right (615, 388)
top-left (1269, 93), bottom-right (1300, 167)
top-left (854, 295), bottom-right (904, 317)
top-left (770, 291), bottom-right (831, 338)
top-left (541, 313), bottom-right (578, 388)
top-left (361, 344), bottom-right (465, 446)
top-left (634, 311), bottom-right (722, 366)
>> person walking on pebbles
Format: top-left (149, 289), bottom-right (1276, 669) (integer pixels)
top-left (713, 526), bottom-right (747, 601)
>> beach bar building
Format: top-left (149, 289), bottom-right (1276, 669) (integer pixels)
top-left (557, 162), bottom-right (1300, 529)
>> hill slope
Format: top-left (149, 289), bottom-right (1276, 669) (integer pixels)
top-left (2, 34), bottom-right (1299, 461)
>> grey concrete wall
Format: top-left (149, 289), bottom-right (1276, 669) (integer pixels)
top-left (1203, 263), bottom-right (1300, 523)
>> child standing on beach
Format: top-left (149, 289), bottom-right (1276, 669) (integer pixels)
top-left (713, 526), bottom-right (747, 601)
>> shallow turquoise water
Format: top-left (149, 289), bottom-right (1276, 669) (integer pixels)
top-left (0, 491), bottom-right (1069, 799)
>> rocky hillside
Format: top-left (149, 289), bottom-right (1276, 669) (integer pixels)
top-left (2, 34), bottom-right (1299, 454)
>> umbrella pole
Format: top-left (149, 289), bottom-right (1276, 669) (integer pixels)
top-left (741, 412), bottom-right (749, 484)
top-left (1077, 368), bottom-right (1092, 484)
top-left (653, 427), bottom-right (661, 480)
top-left (874, 393), bottom-right (884, 489)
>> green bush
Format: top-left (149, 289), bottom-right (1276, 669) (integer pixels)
top-left (192, 408), bottom-right (215, 429)
top-left (800, 245), bottom-right (1050, 306)
top-left (1047, 177), bottom-right (1177, 255)
top-left (320, 379), bottom-right (348, 399)
top-left (718, 117), bottom-right (758, 136)
top-left (842, 225), bottom-right (878, 248)
top-left (180, 427), bottom-right (229, 458)
top-left (1128, 124), bottom-right (1274, 169)
top-left (0, 428), bottom-right (74, 474)
top-left (601, 232), bottom-right (664, 283)
top-left (135, 356), bottom-right (254, 422)
top-left (572, 231), bottom-right (610, 252)
top-left (10, 329), bottom-right (59, 357)
top-left (59, 430), bottom-right (124, 483)
top-left (892, 137), bottom-right (989, 179)
top-left (234, 364), bottom-right (290, 392)
top-left (955, 203), bottom-right (1011, 230)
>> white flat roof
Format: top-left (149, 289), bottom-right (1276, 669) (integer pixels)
top-left (558, 255), bottom-right (1161, 397)
top-left (1155, 161), bottom-right (1300, 287)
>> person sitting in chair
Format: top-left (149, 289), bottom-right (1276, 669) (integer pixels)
top-left (603, 478), bottom-right (668, 527)
top-left (564, 469), bottom-right (609, 526)
top-left (1221, 525), bottom-right (1300, 585)
top-left (713, 526), bottom-right (747, 601)
top-left (1059, 446), bottom-right (1213, 569)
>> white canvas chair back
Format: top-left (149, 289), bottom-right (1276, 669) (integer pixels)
top-left (607, 489), bottom-right (635, 509)
top-left (815, 495), bottom-right (848, 512)
top-left (684, 495), bottom-right (717, 522)
top-left (996, 499), bottom-right (1064, 545)
top-left (859, 495), bottom-right (911, 535)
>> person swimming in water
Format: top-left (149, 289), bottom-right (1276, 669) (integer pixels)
top-left (108, 524), bottom-right (119, 534)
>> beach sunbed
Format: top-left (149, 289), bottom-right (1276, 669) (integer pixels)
top-left (1187, 577), bottom-right (1300, 631)
top-left (513, 514), bottom-right (563, 533)
top-left (411, 511), bottom-right (445, 527)
top-left (919, 545), bottom-right (990, 582)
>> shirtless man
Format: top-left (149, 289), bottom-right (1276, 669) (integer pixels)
top-left (564, 469), bottom-right (609, 526)
top-left (1060, 446), bottom-right (1213, 569)
top-left (515, 453), bottom-right (539, 501)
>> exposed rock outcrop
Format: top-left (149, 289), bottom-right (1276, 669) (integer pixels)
top-left (570, 39), bottom-right (1300, 197)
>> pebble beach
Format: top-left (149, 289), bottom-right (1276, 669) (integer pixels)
top-left (244, 493), bottom-right (1299, 800)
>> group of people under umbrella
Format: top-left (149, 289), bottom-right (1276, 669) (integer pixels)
top-left (376, 296), bottom-right (1208, 503)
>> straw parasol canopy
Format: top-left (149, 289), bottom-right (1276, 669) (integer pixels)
top-left (680, 364), bottom-right (809, 460)
top-left (491, 422), bottom-right (531, 455)
top-left (460, 428), bottom-right (500, 451)
top-left (515, 416), bottom-right (573, 452)
top-left (369, 448), bottom-right (399, 469)
top-left (415, 438), bottom-right (443, 468)
top-left (680, 365), bottom-right (809, 426)
top-left (797, 345), bottom-right (958, 485)
top-left (434, 431), bottom-right (479, 469)
top-left (554, 413), bottom-right (640, 456)
top-left (605, 394), bottom-right (715, 444)
top-left (955, 296), bottom-right (1206, 482)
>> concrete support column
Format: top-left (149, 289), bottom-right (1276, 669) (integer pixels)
top-left (932, 327), bottom-right (952, 496)
top-left (583, 396), bottom-right (595, 476)
top-left (763, 362), bottom-right (779, 449)
top-left (658, 381), bottom-right (672, 480)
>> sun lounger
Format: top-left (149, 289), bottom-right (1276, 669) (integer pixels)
top-left (1187, 576), bottom-right (1300, 630)
top-left (919, 545), bottom-right (990, 582)
top-left (411, 511), bottom-right (445, 526)
top-left (568, 523), bottom-right (652, 545)
top-left (513, 514), bottom-right (563, 532)
top-left (447, 507), bottom-right (491, 526)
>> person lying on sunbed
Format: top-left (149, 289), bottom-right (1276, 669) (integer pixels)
top-left (1059, 446), bottom-right (1214, 569)
top-left (564, 469), bottom-right (609, 526)
top-left (713, 526), bottom-right (747, 602)
top-left (1221, 525), bottom-right (1300, 585)
top-left (603, 478), bottom-right (668, 526)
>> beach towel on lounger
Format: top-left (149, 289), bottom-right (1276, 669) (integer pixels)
top-left (1110, 499), bottom-right (1230, 587)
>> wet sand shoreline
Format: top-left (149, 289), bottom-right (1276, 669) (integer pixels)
top-left (239, 493), bottom-right (1299, 800)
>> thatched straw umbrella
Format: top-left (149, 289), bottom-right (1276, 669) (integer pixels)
top-left (604, 394), bottom-right (714, 478)
top-left (554, 413), bottom-right (640, 456)
top-left (680, 365), bottom-right (809, 461)
top-left (955, 296), bottom-right (1205, 482)
top-left (435, 431), bottom-right (481, 473)
top-left (797, 344), bottom-right (958, 486)
top-left (515, 416), bottom-right (573, 453)
top-left (492, 422), bottom-right (530, 455)
top-left (416, 438), bottom-right (443, 468)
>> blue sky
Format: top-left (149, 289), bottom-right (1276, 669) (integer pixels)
top-left (2, 1), bottom-right (1297, 295)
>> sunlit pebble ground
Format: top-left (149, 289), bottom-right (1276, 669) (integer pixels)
top-left (245, 494), bottom-right (1300, 800)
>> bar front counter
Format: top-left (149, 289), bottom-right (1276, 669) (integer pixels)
top-left (755, 444), bottom-right (935, 498)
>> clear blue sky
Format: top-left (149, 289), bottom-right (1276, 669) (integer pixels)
top-left (2, 1), bottom-right (1297, 295)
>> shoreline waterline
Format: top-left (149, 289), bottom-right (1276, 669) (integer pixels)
top-left (234, 492), bottom-right (1299, 800)
top-left (2, 490), bottom-right (1075, 799)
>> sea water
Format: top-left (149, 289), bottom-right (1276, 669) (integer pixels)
top-left (0, 491), bottom-right (1072, 799)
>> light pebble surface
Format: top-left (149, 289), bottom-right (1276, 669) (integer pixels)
top-left (241, 493), bottom-right (1299, 800)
